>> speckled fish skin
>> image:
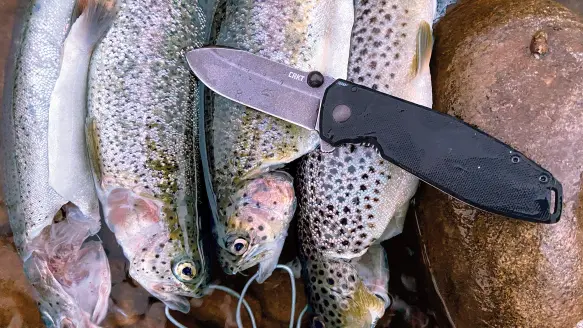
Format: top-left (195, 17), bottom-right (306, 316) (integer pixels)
top-left (297, 0), bottom-right (435, 326)
top-left (207, 0), bottom-right (354, 283)
top-left (1, 1), bottom-right (113, 326)
top-left (1, 0), bottom-right (77, 256)
top-left (86, 0), bottom-right (209, 313)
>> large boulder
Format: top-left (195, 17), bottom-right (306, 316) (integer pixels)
top-left (416, 0), bottom-right (583, 327)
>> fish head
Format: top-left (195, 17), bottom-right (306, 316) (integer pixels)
top-left (105, 188), bottom-right (208, 313)
top-left (217, 171), bottom-right (296, 282)
top-left (303, 257), bottom-right (389, 328)
top-left (127, 224), bottom-right (209, 313)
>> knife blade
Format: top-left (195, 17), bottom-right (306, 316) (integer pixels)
top-left (185, 46), bottom-right (563, 224)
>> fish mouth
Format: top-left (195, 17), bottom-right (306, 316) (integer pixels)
top-left (232, 244), bottom-right (273, 274)
top-left (231, 233), bottom-right (287, 283)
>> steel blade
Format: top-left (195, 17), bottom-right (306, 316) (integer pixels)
top-left (185, 46), bottom-right (335, 131)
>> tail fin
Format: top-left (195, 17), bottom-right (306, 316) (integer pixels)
top-left (69, 0), bottom-right (117, 51)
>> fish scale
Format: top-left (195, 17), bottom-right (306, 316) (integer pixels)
top-left (205, 0), bottom-right (353, 282)
top-left (87, 0), bottom-right (209, 313)
top-left (296, 0), bottom-right (435, 326)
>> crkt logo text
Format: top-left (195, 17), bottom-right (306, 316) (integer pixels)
top-left (288, 72), bottom-right (305, 81)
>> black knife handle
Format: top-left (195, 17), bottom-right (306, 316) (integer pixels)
top-left (318, 79), bottom-right (562, 223)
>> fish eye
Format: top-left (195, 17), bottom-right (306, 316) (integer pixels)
top-left (228, 238), bottom-right (249, 255)
top-left (312, 317), bottom-right (325, 328)
top-left (172, 259), bottom-right (198, 282)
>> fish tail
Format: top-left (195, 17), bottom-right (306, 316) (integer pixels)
top-left (69, 0), bottom-right (117, 51)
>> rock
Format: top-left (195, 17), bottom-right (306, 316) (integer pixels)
top-left (188, 288), bottom-right (262, 328)
top-left (110, 281), bottom-right (151, 324)
top-left (250, 269), bottom-right (307, 323)
top-left (416, 0), bottom-right (583, 327)
top-left (0, 198), bottom-right (8, 236)
top-left (136, 302), bottom-right (167, 328)
top-left (164, 306), bottom-right (202, 328)
top-left (556, 0), bottom-right (583, 15)
top-left (108, 257), bottom-right (129, 285)
top-left (0, 237), bottom-right (42, 328)
top-left (0, 0), bottom-right (18, 99)
top-left (260, 316), bottom-right (289, 328)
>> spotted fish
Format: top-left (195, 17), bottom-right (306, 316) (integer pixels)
top-left (1, 0), bottom-right (114, 326)
top-left (296, 0), bottom-right (435, 326)
top-left (205, 0), bottom-right (354, 283)
top-left (301, 245), bottom-right (391, 328)
top-left (86, 0), bottom-right (210, 313)
top-left (1, 0), bottom-right (85, 255)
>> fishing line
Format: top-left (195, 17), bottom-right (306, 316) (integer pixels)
top-left (296, 305), bottom-right (308, 328)
top-left (165, 306), bottom-right (187, 328)
top-left (209, 284), bottom-right (258, 328)
top-left (236, 264), bottom-right (297, 328)
top-left (164, 284), bottom-right (257, 328)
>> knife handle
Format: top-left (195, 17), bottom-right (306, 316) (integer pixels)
top-left (318, 79), bottom-right (562, 223)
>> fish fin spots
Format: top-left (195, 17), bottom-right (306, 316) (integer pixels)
top-left (410, 20), bottom-right (434, 78)
top-left (69, 0), bottom-right (117, 52)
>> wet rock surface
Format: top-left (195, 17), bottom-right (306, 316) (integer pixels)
top-left (185, 286), bottom-right (263, 328)
top-left (250, 269), bottom-right (307, 323)
top-left (417, 0), bottom-right (583, 327)
top-left (0, 237), bottom-right (42, 328)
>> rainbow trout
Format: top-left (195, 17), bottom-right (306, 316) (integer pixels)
top-left (205, 0), bottom-right (354, 283)
top-left (86, 0), bottom-right (210, 314)
top-left (1, 0), bottom-right (116, 326)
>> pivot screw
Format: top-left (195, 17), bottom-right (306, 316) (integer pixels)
top-left (307, 71), bottom-right (324, 88)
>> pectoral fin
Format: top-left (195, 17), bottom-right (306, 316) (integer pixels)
top-left (410, 20), bottom-right (434, 78)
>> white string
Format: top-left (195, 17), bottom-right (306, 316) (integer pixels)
top-left (236, 264), bottom-right (297, 328)
top-left (296, 305), bottom-right (308, 328)
top-left (164, 284), bottom-right (258, 328)
top-left (165, 305), bottom-right (187, 328)
top-left (209, 284), bottom-right (258, 328)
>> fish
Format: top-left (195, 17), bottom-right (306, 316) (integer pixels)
top-left (205, 0), bottom-right (354, 283)
top-left (86, 0), bottom-right (210, 314)
top-left (296, 0), bottom-right (436, 326)
top-left (25, 204), bottom-right (111, 328)
top-left (301, 245), bottom-right (391, 328)
top-left (1, 0), bottom-right (81, 255)
top-left (1, 0), bottom-right (116, 326)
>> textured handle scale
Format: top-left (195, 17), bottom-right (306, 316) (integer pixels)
top-left (318, 80), bottom-right (562, 223)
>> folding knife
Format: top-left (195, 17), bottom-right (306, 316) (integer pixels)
top-left (185, 46), bottom-right (563, 224)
